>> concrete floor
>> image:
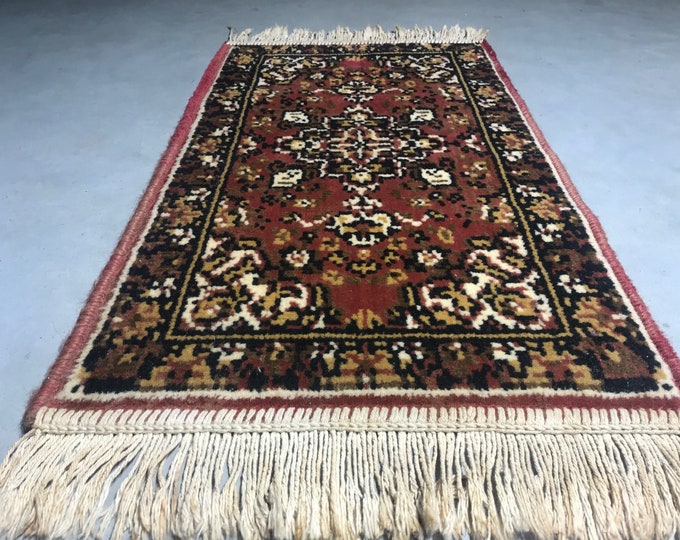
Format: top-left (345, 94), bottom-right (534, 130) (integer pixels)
top-left (1, 0), bottom-right (679, 458)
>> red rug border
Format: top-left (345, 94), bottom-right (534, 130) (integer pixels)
top-left (24, 40), bottom-right (680, 427)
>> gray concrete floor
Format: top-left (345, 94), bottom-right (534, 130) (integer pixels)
top-left (1, 0), bottom-right (679, 457)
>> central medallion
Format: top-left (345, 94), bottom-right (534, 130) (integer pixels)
top-left (276, 105), bottom-right (447, 192)
top-left (176, 52), bottom-right (561, 337)
top-left (274, 104), bottom-right (450, 249)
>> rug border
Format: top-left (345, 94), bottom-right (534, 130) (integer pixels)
top-left (22, 43), bottom-right (234, 427)
top-left (480, 41), bottom-right (680, 382)
top-left (23, 38), bottom-right (680, 429)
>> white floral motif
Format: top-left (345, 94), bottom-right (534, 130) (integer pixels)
top-left (410, 109), bottom-right (434, 122)
top-left (557, 274), bottom-right (590, 294)
top-left (272, 169), bottom-right (303, 188)
top-left (286, 250), bottom-right (310, 268)
top-left (421, 168), bottom-right (452, 186)
top-left (535, 223), bottom-right (562, 243)
top-left (283, 111), bottom-right (310, 124)
top-left (148, 278), bottom-right (176, 299)
top-left (417, 250), bottom-right (443, 266)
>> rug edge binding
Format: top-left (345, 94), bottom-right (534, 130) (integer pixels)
top-left (26, 403), bottom-right (680, 434)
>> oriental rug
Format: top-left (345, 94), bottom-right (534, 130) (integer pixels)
top-left (1, 25), bottom-right (680, 540)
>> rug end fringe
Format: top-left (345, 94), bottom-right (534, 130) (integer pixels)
top-left (227, 25), bottom-right (488, 45)
top-left (1, 423), bottom-right (680, 538)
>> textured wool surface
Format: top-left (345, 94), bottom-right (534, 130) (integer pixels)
top-left (1, 26), bottom-right (679, 540)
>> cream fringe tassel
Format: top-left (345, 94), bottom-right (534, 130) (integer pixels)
top-left (1, 406), bottom-right (680, 539)
top-left (227, 25), bottom-right (488, 46)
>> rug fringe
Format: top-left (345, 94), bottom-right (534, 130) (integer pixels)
top-left (227, 25), bottom-right (488, 45)
top-left (1, 407), bottom-right (680, 539)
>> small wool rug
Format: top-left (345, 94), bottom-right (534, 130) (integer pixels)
top-left (1, 25), bottom-right (680, 539)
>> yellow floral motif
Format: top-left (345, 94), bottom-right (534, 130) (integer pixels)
top-left (357, 249), bottom-right (371, 260)
top-left (250, 115), bottom-right (274, 129)
top-left (235, 165), bottom-right (257, 182)
top-left (385, 268), bottom-right (408, 285)
top-left (341, 348), bottom-right (398, 385)
top-left (531, 342), bottom-right (575, 364)
top-left (348, 309), bottom-right (384, 330)
top-left (387, 237), bottom-right (408, 251)
top-left (432, 310), bottom-right (463, 325)
top-left (430, 287), bottom-right (475, 325)
top-left (476, 86), bottom-right (498, 99)
top-left (293, 198), bottom-right (317, 208)
top-left (493, 293), bottom-right (536, 318)
top-left (327, 252), bottom-right (345, 266)
top-left (273, 228), bottom-right (291, 245)
top-left (111, 302), bottom-right (160, 340)
top-left (382, 251), bottom-right (400, 265)
top-left (462, 160), bottom-right (488, 181)
top-left (574, 297), bottom-right (626, 342)
top-left (349, 260), bottom-right (379, 275)
top-left (530, 197), bottom-right (561, 221)
top-left (252, 88), bottom-right (273, 102)
top-left (213, 206), bottom-right (238, 230)
top-left (501, 133), bottom-right (527, 150)
top-left (190, 295), bottom-right (224, 322)
top-left (195, 138), bottom-right (219, 154)
top-left (604, 349), bottom-right (623, 364)
top-left (140, 345), bottom-right (212, 390)
top-left (371, 352), bottom-right (402, 386)
top-left (320, 236), bottom-right (340, 252)
top-left (270, 311), bottom-right (300, 326)
top-left (479, 196), bottom-right (514, 223)
top-left (161, 198), bottom-right (203, 227)
top-left (236, 135), bottom-right (258, 156)
top-left (167, 344), bottom-right (202, 364)
top-left (523, 360), bottom-right (601, 390)
top-left (225, 88), bottom-right (242, 99)
top-left (140, 365), bottom-right (172, 389)
top-left (234, 53), bottom-right (255, 65)
top-left (322, 270), bottom-right (344, 286)
top-left (459, 50), bottom-right (480, 63)
top-left (186, 363), bottom-right (213, 389)
top-left (437, 226), bottom-right (455, 244)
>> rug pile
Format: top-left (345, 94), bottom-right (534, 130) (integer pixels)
top-left (1, 25), bottom-right (679, 539)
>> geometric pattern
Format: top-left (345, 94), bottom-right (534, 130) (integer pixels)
top-left (56, 43), bottom-right (677, 401)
